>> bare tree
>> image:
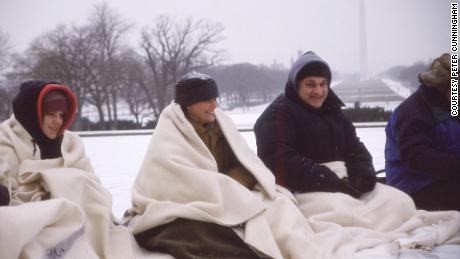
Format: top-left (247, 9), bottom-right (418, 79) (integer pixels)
top-left (0, 84), bottom-right (16, 121)
top-left (118, 50), bottom-right (150, 127)
top-left (10, 24), bottom-right (98, 130)
top-left (3, 9), bottom-right (226, 129)
top-left (0, 28), bottom-right (12, 73)
top-left (87, 2), bottom-right (133, 129)
top-left (140, 16), bottom-right (225, 117)
top-left (11, 3), bottom-right (133, 130)
top-left (205, 63), bottom-right (286, 109)
top-left (0, 29), bottom-right (13, 120)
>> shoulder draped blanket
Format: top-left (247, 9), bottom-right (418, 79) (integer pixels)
top-left (0, 116), bottom-right (158, 259)
top-left (128, 103), bottom-right (318, 259)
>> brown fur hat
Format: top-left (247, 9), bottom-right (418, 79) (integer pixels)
top-left (418, 53), bottom-right (453, 88)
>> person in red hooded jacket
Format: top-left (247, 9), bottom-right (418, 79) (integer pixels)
top-left (0, 80), bottom-right (78, 205)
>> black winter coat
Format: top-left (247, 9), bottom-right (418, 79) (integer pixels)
top-left (254, 52), bottom-right (375, 194)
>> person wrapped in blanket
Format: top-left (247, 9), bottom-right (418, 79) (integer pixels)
top-left (385, 53), bottom-right (460, 211)
top-left (0, 80), bottom-right (141, 259)
top-left (254, 51), bottom-right (376, 197)
top-left (128, 72), bottom-right (318, 259)
top-left (0, 80), bottom-right (78, 204)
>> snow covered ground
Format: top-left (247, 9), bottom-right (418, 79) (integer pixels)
top-left (81, 112), bottom-right (386, 218)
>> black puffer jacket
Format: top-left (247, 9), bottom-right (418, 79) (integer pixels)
top-left (254, 52), bottom-right (376, 194)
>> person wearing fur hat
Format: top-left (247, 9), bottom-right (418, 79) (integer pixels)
top-left (385, 53), bottom-right (460, 211)
top-left (128, 72), bottom-right (320, 259)
top-left (254, 51), bottom-right (376, 198)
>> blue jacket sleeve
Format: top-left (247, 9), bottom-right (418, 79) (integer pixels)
top-left (395, 105), bottom-right (460, 179)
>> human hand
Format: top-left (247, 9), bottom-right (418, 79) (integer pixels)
top-left (336, 178), bottom-right (363, 198)
top-left (349, 175), bottom-right (376, 193)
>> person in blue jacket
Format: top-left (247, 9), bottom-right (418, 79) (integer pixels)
top-left (385, 53), bottom-right (460, 211)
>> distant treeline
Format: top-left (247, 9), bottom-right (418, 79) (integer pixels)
top-left (0, 3), bottom-right (290, 130)
top-left (381, 62), bottom-right (428, 90)
top-left (0, 2), bottom-right (426, 130)
top-left (342, 102), bottom-right (392, 123)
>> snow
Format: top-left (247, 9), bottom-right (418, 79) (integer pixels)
top-left (82, 124), bottom-right (386, 218)
top-left (382, 78), bottom-right (412, 99)
top-left (343, 101), bottom-right (401, 111)
top-left (179, 71), bottom-right (213, 81)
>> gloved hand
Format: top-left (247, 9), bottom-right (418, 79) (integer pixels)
top-left (307, 165), bottom-right (363, 198)
top-left (337, 178), bottom-right (363, 198)
top-left (0, 184), bottom-right (10, 206)
top-left (349, 175), bottom-right (376, 193)
top-left (310, 164), bottom-right (342, 186)
top-left (347, 161), bottom-right (377, 193)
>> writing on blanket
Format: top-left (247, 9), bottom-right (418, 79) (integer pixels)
top-left (43, 226), bottom-right (85, 259)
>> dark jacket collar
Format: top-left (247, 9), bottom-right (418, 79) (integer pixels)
top-left (419, 84), bottom-right (451, 122)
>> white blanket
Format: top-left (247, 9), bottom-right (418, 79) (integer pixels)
top-left (0, 199), bottom-right (98, 259)
top-left (297, 162), bottom-right (460, 258)
top-left (128, 103), bottom-right (318, 259)
top-left (0, 116), bottom-right (155, 259)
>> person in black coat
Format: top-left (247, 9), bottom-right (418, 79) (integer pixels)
top-left (254, 51), bottom-right (376, 198)
top-left (385, 53), bottom-right (460, 211)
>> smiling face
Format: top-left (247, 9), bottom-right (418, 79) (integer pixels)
top-left (41, 111), bottom-right (65, 139)
top-left (297, 76), bottom-right (329, 109)
top-left (186, 98), bottom-right (218, 125)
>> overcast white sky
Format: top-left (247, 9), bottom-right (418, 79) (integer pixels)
top-left (0, 0), bottom-right (451, 75)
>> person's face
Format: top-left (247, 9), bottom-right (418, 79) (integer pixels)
top-left (297, 76), bottom-right (329, 109)
top-left (186, 98), bottom-right (218, 125)
top-left (41, 111), bottom-right (65, 139)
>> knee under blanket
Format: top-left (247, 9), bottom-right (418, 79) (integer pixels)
top-left (296, 162), bottom-right (460, 258)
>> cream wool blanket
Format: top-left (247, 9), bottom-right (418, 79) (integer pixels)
top-left (0, 116), bottom-right (148, 259)
top-left (129, 103), bottom-right (318, 259)
top-left (297, 161), bottom-right (460, 258)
